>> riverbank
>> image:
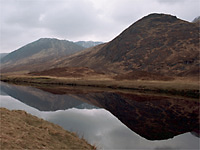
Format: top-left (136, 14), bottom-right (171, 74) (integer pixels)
top-left (0, 74), bottom-right (199, 99)
top-left (0, 108), bottom-right (96, 150)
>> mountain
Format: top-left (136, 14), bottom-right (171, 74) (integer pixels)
top-left (1, 38), bottom-right (85, 72)
top-left (192, 16), bottom-right (200, 23)
top-left (0, 53), bottom-right (8, 60)
top-left (52, 13), bottom-right (199, 77)
top-left (75, 41), bottom-right (103, 48)
top-left (1, 13), bottom-right (199, 79)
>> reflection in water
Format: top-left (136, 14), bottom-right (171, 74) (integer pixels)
top-left (77, 92), bottom-right (199, 140)
top-left (0, 82), bottom-right (97, 110)
top-left (0, 82), bottom-right (199, 149)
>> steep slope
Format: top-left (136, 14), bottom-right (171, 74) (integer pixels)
top-left (1, 38), bottom-right (84, 72)
top-left (55, 13), bottom-right (199, 77)
top-left (75, 41), bottom-right (103, 48)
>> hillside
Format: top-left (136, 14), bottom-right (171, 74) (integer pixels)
top-left (53, 13), bottom-right (199, 78)
top-left (0, 38), bottom-right (84, 73)
top-left (0, 108), bottom-right (95, 149)
top-left (1, 13), bottom-right (199, 79)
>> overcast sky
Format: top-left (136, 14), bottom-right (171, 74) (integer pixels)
top-left (0, 0), bottom-right (199, 53)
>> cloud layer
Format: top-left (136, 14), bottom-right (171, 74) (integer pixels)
top-left (0, 0), bottom-right (199, 53)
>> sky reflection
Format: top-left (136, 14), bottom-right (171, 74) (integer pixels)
top-left (0, 94), bottom-right (199, 150)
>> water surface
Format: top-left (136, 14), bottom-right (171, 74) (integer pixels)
top-left (0, 82), bottom-right (199, 149)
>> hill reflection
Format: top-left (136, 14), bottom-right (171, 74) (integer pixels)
top-left (1, 82), bottom-right (199, 140)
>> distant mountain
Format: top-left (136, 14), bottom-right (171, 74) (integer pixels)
top-left (192, 16), bottom-right (200, 23)
top-left (0, 53), bottom-right (8, 60)
top-left (75, 41), bottom-right (103, 48)
top-left (1, 38), bottom-right (84, 72)
top-left (52, 13), bottom-right (199, 77)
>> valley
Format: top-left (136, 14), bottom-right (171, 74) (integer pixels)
top-left (1, 13), bottom-right (199, 99)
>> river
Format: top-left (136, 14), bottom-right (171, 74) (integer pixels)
top-left (0, 81), bottom-right (199, 149)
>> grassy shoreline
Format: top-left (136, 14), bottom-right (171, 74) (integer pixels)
top-left (1, 74), bottom-right (199, 99)
top-left (0, 107), bottom-right (96, 150)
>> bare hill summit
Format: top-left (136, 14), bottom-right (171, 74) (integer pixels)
top-left (55, 13), bottom-right (199, 78)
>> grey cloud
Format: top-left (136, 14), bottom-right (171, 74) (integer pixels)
top-left (0, 0), bottom-right (199, 53)
top-left (4, 1), bottom-right (47, 28)
top-left (42, 0), bottom-right (99, 36)
top-left (156, 0), bottom-right (186, 4)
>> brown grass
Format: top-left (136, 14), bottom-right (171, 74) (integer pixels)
top-left (0, 108), bottom-right (96, 150)
top-left (0, 74), bottom-right (199, 99)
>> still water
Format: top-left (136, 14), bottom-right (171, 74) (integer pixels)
top-left (0, 82), bottom-right (199, 149)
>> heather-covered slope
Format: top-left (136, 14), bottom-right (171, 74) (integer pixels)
top-left (55, 13), bottom-right (199, 77)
